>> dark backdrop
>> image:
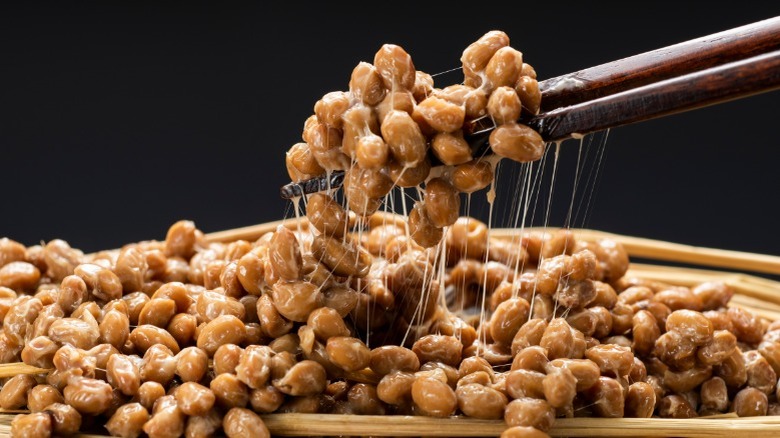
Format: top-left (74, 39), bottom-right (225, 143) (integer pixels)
top-left (2, 2), bottom-right (778, 259)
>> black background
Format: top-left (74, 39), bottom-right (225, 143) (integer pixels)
top-left (1, 2), bottom-right (778, 259)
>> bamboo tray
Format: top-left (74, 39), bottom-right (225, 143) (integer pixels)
top-left (1, 218), bottom-right (779, 437)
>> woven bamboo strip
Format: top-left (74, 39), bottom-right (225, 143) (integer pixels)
top-left (0, 425), bottom-right (105, 438)
top-left (727, 297), bottom-right (780, 321)
top-left (626, 264), bottom-right (780, 305)
top-left (2, 412), bottom-right (779, 438)
top-left (729, 294), bottom-right (780, 314)
top-left (204, 217), bottom-right (305, 243)
top-left (262, 413), bottom-right (780, 437)
top-left (0, 363), bottom-right (50, 379)
top-left (579, 230), bottom-right (780, 276)
top-left (490, 228), bottom-right (780, 276)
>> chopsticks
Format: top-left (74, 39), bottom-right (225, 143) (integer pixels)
top-left (279, 18), bottom-right (780, 200)
top-left (524, 50), bottom-right (780, 142)
top-left (538, 16), bottom-right (780, 110)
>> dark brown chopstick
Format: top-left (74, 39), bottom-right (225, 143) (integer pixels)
top-left (529, 50), bottom-right (780, 142)
top-left (538, 16), bottom-right (780, 110)
top-left (279, 21), bottom-right (780, 200)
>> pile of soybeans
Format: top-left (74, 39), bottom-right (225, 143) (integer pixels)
top-left (2, 30), bottom-right (779, 438)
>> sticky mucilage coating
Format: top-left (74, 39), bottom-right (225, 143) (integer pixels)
top-left (287, 30), bottom-right (544, 248)
top-left (2, 215), bottom-right (780, 438)
top-left (3, 31), bottom-right (780, 438)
